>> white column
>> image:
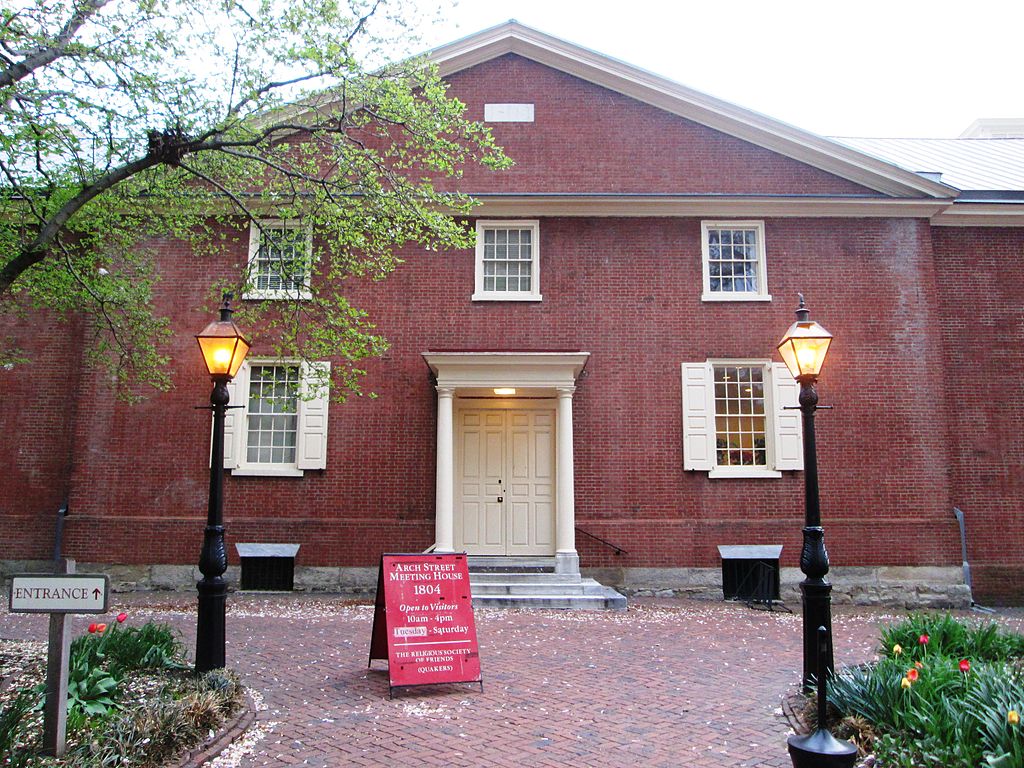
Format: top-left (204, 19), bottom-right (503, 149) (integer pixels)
top-left (555, 386), bottom-right (579, 575)
top-left (435, 386), bottom-right (455, 553)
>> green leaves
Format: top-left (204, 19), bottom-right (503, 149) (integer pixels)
top-left (828, 615), bottom-right (1024, 767)
top-left (1, 0), bottom-right (510, 398)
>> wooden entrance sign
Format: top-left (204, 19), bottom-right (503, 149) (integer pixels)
top-left (369, 553), bottom-right (482, 696)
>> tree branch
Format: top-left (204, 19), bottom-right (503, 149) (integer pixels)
top-left (0, 0), bottom-right (111, 89)
top-left (0, 149), bottom-right (161, 293)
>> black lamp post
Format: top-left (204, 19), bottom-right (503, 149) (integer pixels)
top-left (777, 294), bottom-right (835, 690)
top-left (778, 295), bottom-right (856, 768)
top-left (194, 294), bottom-right (250, 673)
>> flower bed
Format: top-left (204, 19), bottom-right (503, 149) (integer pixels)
top-left (823, 613), bottom-right (1024, 767)
top-left (0, 613), bottom-right (244, 767)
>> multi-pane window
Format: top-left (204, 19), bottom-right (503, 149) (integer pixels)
top-left (218, 360), bottom-right (330, 476)
top-left (701, 221), bottom-right (770, 301)
top-left (713, 365), bottom-right (768, 468)
top-left (245, 365), bottom-right (299, 465)
top-left (473, 220), bottom-right (541, 301)
top-left (245, 221), bottom-right (311, 299)
top-left (682, 360), bottom-right (802, 476)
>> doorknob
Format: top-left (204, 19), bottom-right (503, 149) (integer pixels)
top-left (497, 496), bottom-right (503, 503)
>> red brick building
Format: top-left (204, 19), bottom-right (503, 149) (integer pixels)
top-left (3, 23), bottom-right (1022, 605)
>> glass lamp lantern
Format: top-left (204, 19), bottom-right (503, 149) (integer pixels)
top-left (777, 295), bottom-right (832, 380)
top-left (196, 295), bottom-right (250, 379)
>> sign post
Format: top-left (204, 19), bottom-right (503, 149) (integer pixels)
top-left (369, 553), bottom-right (482, 697)
top-left (8, 559), bottom-right (110, 757)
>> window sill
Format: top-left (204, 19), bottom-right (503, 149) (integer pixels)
top-left (472, 292), bottom-right (543, 302)
top-left (701, 293), bottom-right (772, 303)
top-left (231, 466), bottom-right (305, 478)
top-left (242, 290), bottom-right (312, 301)
top-left (708, 468), bottom-right (782, 479)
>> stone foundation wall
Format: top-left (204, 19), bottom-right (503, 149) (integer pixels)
top-left (586, 565), bottom-right (972, 609)
top-left (3, 560), bottom-right (971, 609)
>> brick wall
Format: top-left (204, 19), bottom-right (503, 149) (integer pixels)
top-left (441, 54), bottom-right (877, 197)
top-left (0, 309), bottom-right (86, 559)
top-left (0, 52), bottom-right (1003, 601)
top-left (3, 215), bottom-right (961, 583)
top-left (933, 227), bottom-right (1024, 604)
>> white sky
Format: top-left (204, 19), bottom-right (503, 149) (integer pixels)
top-left (416, 0), bottom-right (1024, 139)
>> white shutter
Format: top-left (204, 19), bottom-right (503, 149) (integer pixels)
top-left (772, 362), bottom-right (803, 471)
top-left (296, 361), bottom-right (331, 470)
top-left (210, 365), bottom-right (246, 469)
top-left (681, 362), bottom-right (715, 471)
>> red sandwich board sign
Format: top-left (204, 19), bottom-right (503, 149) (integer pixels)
top-left (369, 553), bottom-right (482, 696)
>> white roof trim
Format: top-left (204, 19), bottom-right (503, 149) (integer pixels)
top-left (431, 22), bottom-right (957, 200)
top-left (464, 194), bottom-right (950, 219)
top-left (931, 203), bottom-right (1024, 227)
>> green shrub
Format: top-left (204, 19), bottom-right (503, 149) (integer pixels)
top-left (101, 621), bottom-right (186, 675)
top-left (828, 614), bottom-right (1024, 767)
top-left (0, 689), bottom-right (38, 758)
top-left (70, 618), bottom-right (185, 678)
top-left (66, 651), bottom-right (119, 722)
top-left (73, 671), bottom-right (244, 767)
top-left (967, 665), bottom-right (1024, 767)
top-left (880, 613), bottom-right (1024, 663)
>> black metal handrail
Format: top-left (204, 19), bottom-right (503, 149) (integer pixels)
top-left (575, 526), bottom-right (628, 556)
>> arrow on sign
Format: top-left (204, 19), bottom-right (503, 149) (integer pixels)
top-left (93, 588), bottom-right (101, 598)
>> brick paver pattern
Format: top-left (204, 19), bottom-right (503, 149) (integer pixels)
top-left (0, 594), bottom-right (963, 767)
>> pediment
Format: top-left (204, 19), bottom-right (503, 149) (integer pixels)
top-left (430, 22), bottom-right (956, 200)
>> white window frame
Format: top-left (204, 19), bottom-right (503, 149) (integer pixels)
top-left (243, 219), bottom-right (313, 301)
top-left (472, 219), bottom-right (542, 302)
top-left (681, 359), bottom-right (802, 479)
top-left (700, 220), bottom-right (771, 302)
top-left (216, 359), bottom-right (331, 477)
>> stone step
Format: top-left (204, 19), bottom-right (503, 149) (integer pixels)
top-left (471, 580), bottom-right (609, 597)
top-left (473, 590), bottom-right (627, 611)
top-left (470, 572), bottom-right (582, 585)
top-left (467, 556), bottom-right (556, 573)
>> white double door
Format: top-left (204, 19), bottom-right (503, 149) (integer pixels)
top-left (455, 407), bottom-right (555, 556)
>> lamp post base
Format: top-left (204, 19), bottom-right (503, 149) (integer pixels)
top-left (195, 576), bottom-right (227, 673)
top-left (801, 577), bottom-right (835, 692)
top-left (788, 729), bottom-right (858, 768)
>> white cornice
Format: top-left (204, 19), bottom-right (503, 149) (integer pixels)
top-left (931, 204), bottom-right (1024, 227)
top-left (423, 351), bottom-right (590, 390)
top-left (430, 23), bottom-right (958, 200)
top-left (460, 195), bottom-right (952, 219)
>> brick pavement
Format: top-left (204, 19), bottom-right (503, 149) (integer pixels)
top-left (0, 594), bottom-right (955, 767)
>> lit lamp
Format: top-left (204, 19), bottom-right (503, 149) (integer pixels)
top-left (194, 294), bottom-right (249, 673)
top-left (779, 295), bottom-right (856, 768)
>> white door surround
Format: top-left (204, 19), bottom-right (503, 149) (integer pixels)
top-left (423, 352), bottom-right (589, 576)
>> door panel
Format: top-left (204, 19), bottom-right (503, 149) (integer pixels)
top-left (456, 410), bottom-right (505, 552)
top-left (456, 407), bottom-right (555, 555)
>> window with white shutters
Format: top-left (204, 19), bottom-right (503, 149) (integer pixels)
top-left (681, 360), bottom-right (801, 477)
top-left (219, 359), bottom-right (330, 476)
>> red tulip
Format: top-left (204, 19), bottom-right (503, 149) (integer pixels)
top-left (88, 623), bottom-right (98, 633)
top-left (95, 623), bottom-right (107, 633)
top-left (919, 634), bottom-right (929, 645)
top-left (117, 612), bottom-right (127, 623)
top-left (960, 659), bottom-right (970, 673)
top-left (907, 668), bottom-right (919, 682)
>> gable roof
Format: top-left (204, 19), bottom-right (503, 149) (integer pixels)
top-left (429, 22), bottom-right (957, 200)
top-left (832, 137), bottom-right (1024, 197)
